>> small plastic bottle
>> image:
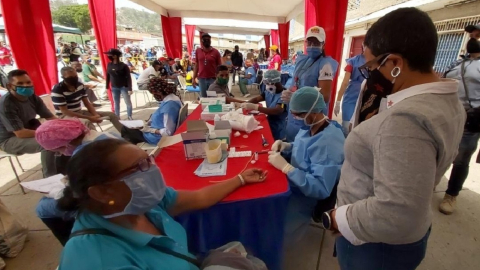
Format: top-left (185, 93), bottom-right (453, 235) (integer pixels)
top-left (214, 114), bottom-right (221, 123)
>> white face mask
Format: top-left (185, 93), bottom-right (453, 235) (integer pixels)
top-left (266, 85), bottom-right (276, 93)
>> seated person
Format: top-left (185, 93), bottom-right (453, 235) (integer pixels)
top-left (238, 59), bottom-right (256, 98)
top-left (71, 61), bottom-right (101, 107)
top-left (185, 63), bottom-right (199, 91)
top-left (35, 119), bottom-right (121, 245)
top-left (0, 69), bottom-right (62, 177)
top-left (57, 139), bottom-right (267, 269)
top-left (137, 60), bottom-right (162, 90)
top-left (207, 65), bottom-right (231, 97)
top-left (122, 78), bottom-right (182, 145)
top-left (268, 86), bottom-right (344, 244)
top-left (52, 67), bottom-right (122, 132)
top-left (82, 58), bottom-right (107, 100)
top-left (171, 58), bottom-right (185, 74)
top-left (124, 54), bottom-right (139, 79)
top-left (159, 57), bottom-right (175, 76)
top-left (241, 69), bottom-right (287, 140)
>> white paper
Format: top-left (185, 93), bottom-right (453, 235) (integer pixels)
top-left (120, 120), bottom-right (144, 129)
top-left (194, 158), bottom-right (228, 177)
top-left (206, 91), bottom-right (217, 97)
top-left (158, 134), bottom-right (183, 148)
top-left (20, 174), bottom-right (65, 193)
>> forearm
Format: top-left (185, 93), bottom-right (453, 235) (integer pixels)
top-left (88, 75), bottom-right (102, 82)
top-left (287, 167), bottom-right (338, 199)
top-left (13, 129), bottom-right (36, 138)
top-left (195, 176), bottom-right (242, 209)
top-left (60, 108), bottom-right (90, 119)
top-left (258, 106), bottom-right (284, 115)
top-left (337, 82), bottom-right (348, 102)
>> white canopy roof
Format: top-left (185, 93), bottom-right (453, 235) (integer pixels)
top-left (130, 0), bottom-right (305, 26)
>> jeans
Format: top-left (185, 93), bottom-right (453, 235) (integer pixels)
top-left (446, 131), bottom-right (480, 196)
top-left (238, 78), bottom-right (250, 95)
top-left (198, 78), bottom-right (215, 98)
top-left (112, 86), bottom-right (133, 118)
top-left (336, 227), bottom-right (431, 270)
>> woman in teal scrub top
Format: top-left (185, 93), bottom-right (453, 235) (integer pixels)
top-left (58, 139), bottom-right (267, 270)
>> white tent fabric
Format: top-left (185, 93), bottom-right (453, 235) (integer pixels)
top-left (130, 0), bottom-right (304, 24)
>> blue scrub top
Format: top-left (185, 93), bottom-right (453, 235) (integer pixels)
top-left (59, 188), bottom-right (199, 270)
top-left (264, 90), bottom-right (287, 140)
top-left (285, 55), bottom-right (339, 142)
top-left (143, 99), bottom-right (182, 145)
top-left (342, 54), bottom-right (366, 122)
top-left (245, 66), bottom-right (257, 85)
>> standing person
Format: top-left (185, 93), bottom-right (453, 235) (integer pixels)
top-left (246, 49), bottom-right (254, 61)
top-left (268, 45), bottom-right (282, 71)
top-left (334, 51), bottom-right (366, 135)
top-left (0, 70), bottom-right (59, 177)
top-left (221, 50), bottom-right (233, 93)
top-left (104, 48), bottom-right (133, 120)
top-left (69, 42), bottom-right (82, 62)
top-left (0, 42), bottom-right (12, 67)
top-left (319, 8), bottom-right (465, 270)
top-left (192, 33), bottom-right (222, 97)
top-left (231, 45), bottom-right (244, 85)
top-left (281, 26), bottom-right (339, 142)
top-left (439, 37), bottom-right (480, 215)
top-left (258, 48), bottom-right (265, 62)
top-left (241, 70), bottom-right (287, 140)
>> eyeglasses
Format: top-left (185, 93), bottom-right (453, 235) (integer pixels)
top-left (115, 156), bottom-right (155, 178)
top-left (358, 53), bottom-right (390, 79)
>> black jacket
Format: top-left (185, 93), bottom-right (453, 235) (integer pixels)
top-left (231, 51), bottom-right (243, 67)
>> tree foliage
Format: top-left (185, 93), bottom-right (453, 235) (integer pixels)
top-left (51, 4), bottom-right (92, 33)
top-left (116, 7), bottom-right (161, 34)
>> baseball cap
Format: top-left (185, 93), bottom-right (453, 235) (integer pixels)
top-left (465, 23), bottom-right (480, 33)
top-left (103, 48), bottom-right (122, 56)
top-left (201, 32), bottom-right (211, 38)
top-left (159, 57), bottom-right (168, 62)
top-left (306, 26), bottom-right (326, 43)
top-left (270, 45), bottom-right (278, 51)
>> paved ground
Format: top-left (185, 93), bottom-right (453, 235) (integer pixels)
top-left (0, 85), bottom-right (479, 269)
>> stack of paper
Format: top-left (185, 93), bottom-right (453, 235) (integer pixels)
top-left (194, 158), bottom-right (228, 177)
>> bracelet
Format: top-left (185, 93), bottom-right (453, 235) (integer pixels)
top-left (238, 174), bottom-right (245, 186)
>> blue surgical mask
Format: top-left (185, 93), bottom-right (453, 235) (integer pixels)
top-left (103, 165), bottom-right (166, 219)
top-left (15, 86), bottom-right (34, 97)
top-left (307, 47), bottom-right (322, 59)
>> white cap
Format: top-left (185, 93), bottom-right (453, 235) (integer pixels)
top-left (306, 26), bottom-right (326, 43)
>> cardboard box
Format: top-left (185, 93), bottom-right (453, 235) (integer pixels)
top-left (200, 97), bottom-right (226, 109)
top-left (213, 120), bottom-right (232, 144)
top-left (181, 120), bottom-right (209, 160)
top-left (200, 104), bottom-right (234, 121)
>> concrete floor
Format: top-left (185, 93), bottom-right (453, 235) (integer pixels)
top-left (1, 85), bottom-right (479, 269)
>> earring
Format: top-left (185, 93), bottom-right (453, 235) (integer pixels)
top-left (391, 67), bottom-right (401, 78)
top-left (108, 200), bottom-right (115, 206)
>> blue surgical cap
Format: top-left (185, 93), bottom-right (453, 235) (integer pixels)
top-left (290, 87), bottom-right (326, 113)
top-left (263, 69), bottom-right (281, 84)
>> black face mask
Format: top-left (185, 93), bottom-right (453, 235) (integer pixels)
top-left (366, 69), bottom-right (393, 98)
top-left (75, 68), bottom-right (83, 73)
top-left (64, 76), bottom-right (79, 85)
top-left (108, 56), bottom-right (114, 61)
top-left (467, 38), bottom-right (480, 54)
top-left (202, 39), bottom-right (211, 48)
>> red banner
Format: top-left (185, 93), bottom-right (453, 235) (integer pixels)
top-left (270, 29), bottom-right (279, 46)
top-left (185, 25), bottom-right (196, 58)
top-left (1, 0), bottom-right (56, 96)
top-left (278, 22), bottom-right (290, 60)
top-left (161, 16), bottom-right (183, 58)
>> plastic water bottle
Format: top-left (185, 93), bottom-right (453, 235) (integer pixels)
top-left (214, 114), bottom-right (221, 123)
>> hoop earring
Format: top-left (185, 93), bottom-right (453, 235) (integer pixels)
top-left (391, 67), bottom-right (401, 84)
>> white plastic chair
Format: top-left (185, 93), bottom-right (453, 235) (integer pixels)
top-left (131, 74), bottom-right (152, 108)
top-left (178, 76), bottom-right (200, 101)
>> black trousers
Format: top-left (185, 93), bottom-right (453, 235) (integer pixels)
top-left (121, 126), bottom-right (147, 144)
top-left (40, 218), bottom-right (75, 246)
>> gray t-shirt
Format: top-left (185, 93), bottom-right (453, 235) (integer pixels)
top-left (207, 81), bottom-right (229, 96)
top-left (0, 92), bottom-right (53, 143)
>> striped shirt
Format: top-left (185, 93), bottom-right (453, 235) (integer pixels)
top-left (51, 81), bottom-right (87, 115)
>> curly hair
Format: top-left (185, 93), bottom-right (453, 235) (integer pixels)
top-left (147, 77), bottom-right (179, 101)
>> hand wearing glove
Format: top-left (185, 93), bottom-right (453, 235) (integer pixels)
top-left (281, 89), bottom-right (293, 103)
top-left (271, 140), bottom-right (292, 152)
top-left (268, 152), bottom-right (294, 174)
top-left (231, 102), bottom-right (243, 110)
top-left (241, 103), bottom-right (259, 111)
top-left (334, 101), bottom-right (341, 116)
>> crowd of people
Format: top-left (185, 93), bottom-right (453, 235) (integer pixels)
top-left (0, 6), bottom-right (479, 270)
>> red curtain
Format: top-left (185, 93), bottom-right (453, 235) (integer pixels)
top-left (185, 25), bottom-right (196, 58)
top-left (1, 0), bottom-right (56, 96)
top-left (88, 0), bottom-right (116, 111)
top-left (161, 16), bottom-right (182, 58)
top-left (305, 0), bottom-right (348, 118)
top-left (270, 30), bottom-right (279, 46)
top-left (263, 35), bottom-right (271, 51)
top-left (278, 22), bottom-right (290, 60)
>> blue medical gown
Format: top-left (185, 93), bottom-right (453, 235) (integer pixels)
top-left (143, 99), bottom-right (182, 145)
top-left (342, 54), bottom-right (366, 122)
top-left (264, 90), bottom-right (287, 140)
top-left (285, 55), bottom-right (339, 142)
top-left (282, 121), bottom-right (345, 244)
top-left (281, 64), bottom-right (295, 88)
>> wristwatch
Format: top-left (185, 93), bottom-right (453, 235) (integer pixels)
top-left (321, 209), bottom-right (335, 231)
